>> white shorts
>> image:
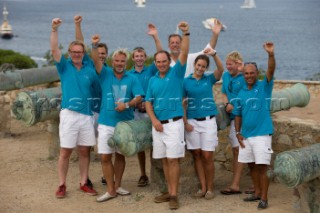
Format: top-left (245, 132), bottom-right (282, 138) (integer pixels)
top-left (97, 124), bottom-right (121, 154)
top-left (134, 110), bottom-right (149, 120)
top-left (185, 117), bottom-right (218, 151)
top-left (152, 119), bottom-right (185, 159)
top-left (238, 135), bottom-right (273, 165)
top-left (229, 120), bottom-right (240, 148)
top-left (59, 109), bottom-right (96, 148)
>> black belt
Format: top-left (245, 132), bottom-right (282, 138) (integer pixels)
top-left (195, 115), bottom-right (215, 121)
top-left (160, 116), bottom-right (182, 124)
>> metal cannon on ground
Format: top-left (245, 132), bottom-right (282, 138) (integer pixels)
top-left (270, 143), bottom-right (320, 213)
top-left (12, 87), bottom-right (61, 126)
top-left (0, 66), bottom-right (59, 91)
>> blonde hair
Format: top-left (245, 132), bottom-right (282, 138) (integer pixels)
top-left (112, 48), bottom-right (129, 61)
top-left (226, 51), bottom-right (243, 62)
top-left (68, 40), bottom-right (86, 52)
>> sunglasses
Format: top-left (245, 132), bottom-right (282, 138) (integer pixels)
top-left (244, 62), bottom-right (258, 70)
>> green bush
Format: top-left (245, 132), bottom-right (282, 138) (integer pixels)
top-left (0, 49), bottom-right (37, 69)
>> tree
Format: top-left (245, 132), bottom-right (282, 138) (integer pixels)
top-left (0, 49), bottom-right (37, 69)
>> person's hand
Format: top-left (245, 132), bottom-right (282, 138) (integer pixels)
top-left (225, 103), bottom-right (234, 113)
top-left (137, 102), bottom-right (146, 111)
top-left (178, 21), bottom-right (189, 33)
top-left (91, 34), bottom-right (100, 45)
top-left (115, 102), bottom-right (126, 112)
top-left (52, 18), bottom-right (62, 31)
top-left (212, 18), bottom-right (222, 35)
top-left (235, 59), bottom-right (244, 72)
top-left (236, 134), bottom-right (245, 148)
top-left (152, 120), bottom-right (163, 132)
top-left (203, 47), bottom-right (216, 56)
top-left (184, 123), bottom-right (194, 132)
top-left (74, 15), bottom-right (82, 24)
top-left (263, 42), bottom-right (274, 55)
top-left (147, 23), bottom-right (158, 37)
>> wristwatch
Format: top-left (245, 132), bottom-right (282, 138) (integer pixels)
top-left (125, 102), bottom-right (130, 109)
top-left (236, 132), bottom-right (241, 135)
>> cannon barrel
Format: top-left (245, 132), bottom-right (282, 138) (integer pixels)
top-left (11, 87), bottom-right (61, 126)
top-left (270, 143), bottom-right (320, 188)
top-left (0, 66), bottom-right (59, 91)
top-left (271, 83), bottom-right (310, 113)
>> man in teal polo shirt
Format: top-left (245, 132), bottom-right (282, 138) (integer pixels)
top-left (51, 18), bottom-right (98, 198)
top-left (220, 51), bottom-right (249, 195)
top-left (127, 23), bottom-right (162, 187)
top-left (91, 34), bottom-right (144, 202)
top-left (233, 42), bottom-right (276, 210)
top-left (145, 21), bottom-right (190, 210)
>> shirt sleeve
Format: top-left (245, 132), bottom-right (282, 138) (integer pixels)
top-left (54, 55), bottom-right (66, 74)
top-left (145, 78), bottom-right (154, 103)
top-left (173, 60), bottom-right (187, 79)
top-left (131, 75), bottom-right (145, 98)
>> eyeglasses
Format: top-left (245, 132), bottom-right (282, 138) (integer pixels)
top-left (69, 51), bottom-right (84, 55)
top-left (244, 62), bottom-right (258, 70)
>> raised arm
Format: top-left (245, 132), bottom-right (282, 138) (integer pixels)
top-left (178, 21), bottom-right (190, 65)
top-left (91, 34), bottom-right (103, 74)
top-left (74, 15), bottom-right (84, 42)
top-left (209, 18), bottom-right (222, 49)
top-left (264, 42), bottom-right (276, 82)
top-left (203, 47), bottom-right (224, 80)
top-left (147, 23), bottom-right (163, 52)
top-left (50, 18), bottom-right (62, 63)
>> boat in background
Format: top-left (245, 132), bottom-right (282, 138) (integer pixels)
top-left (134, 0), bottom-right (146, 8)
top-left (240, 0), bottom-right (256, 9)
top-left (202, 18), bottom-right (227, 31)
top-left (0, 5), bottom-right (13, 39)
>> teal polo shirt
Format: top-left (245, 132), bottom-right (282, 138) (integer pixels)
top-left (54, 56), bottom-right (98, 116)
top-left (82, 53), bottom-right (102, 113)
top-left (98, 67), bottom-right (145, 127)
top-left (232, 76), bottom-right (274, 138)
top-left (127, 63), bottom-right (158, 95)
top-left (145, 60), bottom-right (186, 121)
top-left (221, 71), bottom-right (246, 119)
top-left (183, 73), bottom-right (219, 119)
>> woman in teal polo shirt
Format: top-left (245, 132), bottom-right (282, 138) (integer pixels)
top-left (182, 47), bottom-right (223, 200)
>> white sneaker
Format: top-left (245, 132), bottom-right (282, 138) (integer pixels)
top-left (96, 192), bottom-right (117, 202)
top-left (116, 187), bottom-right (131, 196)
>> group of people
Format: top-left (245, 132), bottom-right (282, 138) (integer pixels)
top-left (50, 15), bottom-right (276, 210)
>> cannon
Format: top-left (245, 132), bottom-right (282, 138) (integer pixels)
top-left (12, 87), bottom-right (61, 126)
top-left (270, 83), bottom-right (310, 112)
top-left (270, 144), bottom-right (320, 213)
top-left (270, 143), bottom-right (320, 188)
top-left (0, 66), bottom-right (59, 91)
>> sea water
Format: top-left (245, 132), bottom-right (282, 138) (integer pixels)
top-left (0, 0), bottom-right (319, 80)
